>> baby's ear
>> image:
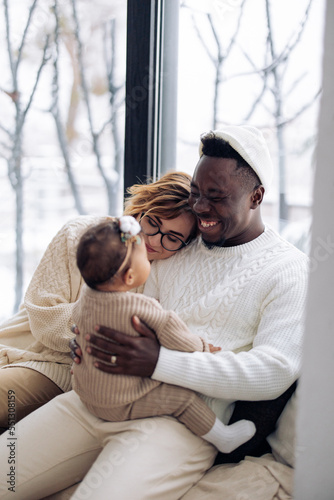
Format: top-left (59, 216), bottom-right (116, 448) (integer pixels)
top-left (123, 268), bottom-right (135, 286)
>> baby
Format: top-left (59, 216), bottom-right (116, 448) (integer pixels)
top-left (71, 216), bottom-right (256, 453)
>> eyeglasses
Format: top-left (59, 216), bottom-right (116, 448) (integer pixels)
top-left (140, 214), bottom-right (189, 252)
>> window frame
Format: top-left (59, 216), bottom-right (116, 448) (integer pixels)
top-left (124, 0), bottom-right (179, 195)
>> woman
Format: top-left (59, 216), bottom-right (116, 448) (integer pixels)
top-left (0, 171), bottom-right (217, 500)
top-left (0, 171), bottom-right (197, 430)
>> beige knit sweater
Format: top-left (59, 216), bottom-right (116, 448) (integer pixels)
top-left (0, 216), bottom-right (105, 392)
top-left (72, 286), bottom-right (210, 417)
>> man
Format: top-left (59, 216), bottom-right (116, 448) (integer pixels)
top-left (75, 125), bottom-right (308, 497)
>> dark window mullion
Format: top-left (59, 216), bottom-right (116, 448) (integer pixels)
top-left (124, 0), bottom-right (163, 196)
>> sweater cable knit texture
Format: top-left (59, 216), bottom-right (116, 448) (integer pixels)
top-left (145, 226), bottom-right (309, 423)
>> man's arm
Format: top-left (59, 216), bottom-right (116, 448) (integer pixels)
top-left (70, 313), bottom-right (219, 367)
top-left (86, 259), bottom-right (307, 402)
top-left (152, 261), bottom-right (307, 401)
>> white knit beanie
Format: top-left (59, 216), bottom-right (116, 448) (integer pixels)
top-left (199, 126), bottom-right (274, 192)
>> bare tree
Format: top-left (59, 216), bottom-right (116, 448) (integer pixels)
top-left (52, 4), bottom-right (125, 214)
top-left (242, 0), bottom-right (320, 229)
top-left (0, 0), bottom-right (126, 312)
top-left (0, 0), bottom-right (50, 312)
top-left (103, 18), bottom-right (125, 211)
top-left (71, 0), bottom-right (123, 215)
top-left (186, 0), bottom-right (319, 230)
top-left (50, 0), bottom-right (86, 215)
top-left (189, 0), bottom-right (247, 129)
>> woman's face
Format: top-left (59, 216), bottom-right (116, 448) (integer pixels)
top-left (141, 211), bottom-right (196, 261)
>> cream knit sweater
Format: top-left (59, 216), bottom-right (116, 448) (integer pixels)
top-left (0, 216), bottom-right (104, 392)
top-left (145, 227), bottom-right (309, 423)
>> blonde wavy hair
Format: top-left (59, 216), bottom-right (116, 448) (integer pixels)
top-left (123, 171), bottom-right (198, 241)
top-left (124, 171), bottom-right (192, 219)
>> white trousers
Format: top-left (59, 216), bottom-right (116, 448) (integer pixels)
top-left (0, 390), bottom-right (216, 500)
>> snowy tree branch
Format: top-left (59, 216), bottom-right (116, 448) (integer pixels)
top-left (22, 34), bottom-right (51, 123)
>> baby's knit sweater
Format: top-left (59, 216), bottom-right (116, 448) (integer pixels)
top-left (72, 286), bottom-right (210, 417)
top-left (145, 226), bottom-right (309, 423)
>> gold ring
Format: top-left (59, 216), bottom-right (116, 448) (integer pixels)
top-left (111, 355), bottom-right (117, 365)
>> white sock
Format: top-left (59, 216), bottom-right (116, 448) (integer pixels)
top-left (202, 417), bottom-right (256, 454)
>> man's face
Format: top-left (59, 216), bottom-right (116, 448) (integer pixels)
top-left (188, 155), bottom-right (259, 247)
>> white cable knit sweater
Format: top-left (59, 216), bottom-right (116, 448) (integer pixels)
top-left (145, 226), bottom-right (309, 424)
top-left (0, 216), bottom-right (104, 392)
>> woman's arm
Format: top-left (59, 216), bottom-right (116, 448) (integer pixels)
top-left (24, 216), bottom-right (102, 353)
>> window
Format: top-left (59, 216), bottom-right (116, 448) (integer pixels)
top-left (0, 0), bottom-right (326, 318)
top-left (0, 1), bottom-right (127, 317)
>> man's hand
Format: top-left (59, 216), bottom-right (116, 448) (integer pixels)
top-left (86, 316), bottom-right (160, 377)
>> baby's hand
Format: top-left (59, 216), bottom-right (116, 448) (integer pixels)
top-left (208, 344), bottom-right (221, 353)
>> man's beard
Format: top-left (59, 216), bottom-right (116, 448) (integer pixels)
top-left (200, 218), bottom-right (230, 248)
top-left (202, 236), bottom-right (227, 249)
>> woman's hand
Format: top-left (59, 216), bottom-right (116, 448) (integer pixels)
top-left (69, 324), bottom-right (82, 364)
top-left (86, 315), bottom-right (160, 377)
top-left (209, 344), bottom-right (221, 353)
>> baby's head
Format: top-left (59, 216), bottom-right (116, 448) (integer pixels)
top-left (77, 216), bottom-right (151, 292)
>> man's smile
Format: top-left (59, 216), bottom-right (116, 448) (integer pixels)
top-left (198, 219), bottom-right (220, 230)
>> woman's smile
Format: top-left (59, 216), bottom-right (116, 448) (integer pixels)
top-left (145, 242), bottom-right (158, 254)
